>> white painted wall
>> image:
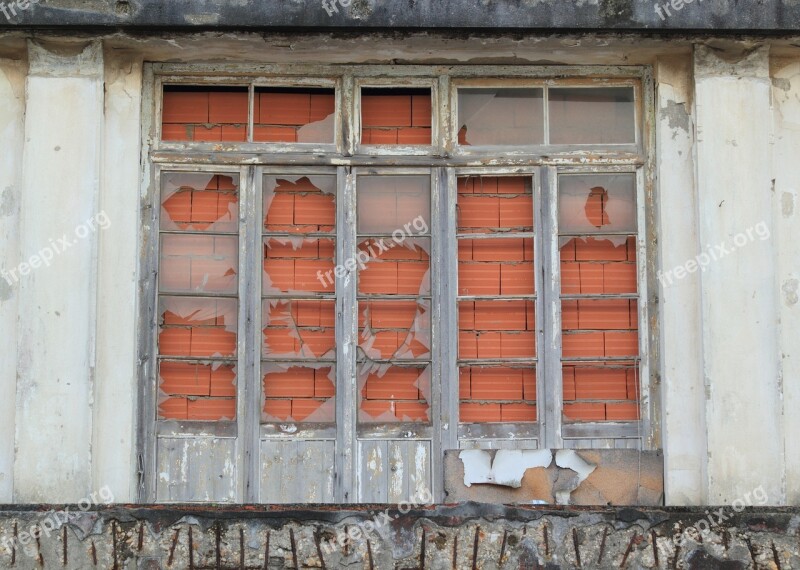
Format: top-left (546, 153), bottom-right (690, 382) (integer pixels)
top-left (771, 57), bottom-right (800, 505)
top-left (91, 49), bottom-right (144, 503)
top-left (0, 56), bottom-right (26, 503)
top-left (694, 45), bottom-right (784, 504)
top-left (655, 56), bottom-right (708, 505)
top-left (13, 40), bottom-right (104, 502)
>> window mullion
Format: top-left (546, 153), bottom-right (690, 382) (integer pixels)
top-left (335, 166), bottom-right (357, 503)
top-left (541, 166), bottom-right (564, 448)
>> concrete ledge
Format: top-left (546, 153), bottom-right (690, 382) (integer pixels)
top-left (0, 504), bottom-right (797, 568)
top-left (0, 0), bottom-right (799, 32)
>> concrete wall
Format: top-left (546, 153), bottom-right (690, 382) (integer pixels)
top-left (0, 32), bottom-right (797, 506)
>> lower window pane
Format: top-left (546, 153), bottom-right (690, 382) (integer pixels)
top-left (158, 361), bottom-right (237, 421)
top-left (158, 297), bottom-right (238, 358)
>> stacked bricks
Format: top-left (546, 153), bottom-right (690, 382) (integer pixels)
top-left (361, 89), bottom-right (432, 145)
top-left (161, 86), bottom-right (335, 144)
top-left (262, 176), bottom-right (337, 422)
top-left (560, 182), bottom-right (640, 421)
top-left (158, 174), bottom-right (240, 421)
top-left (457, 176), bottom-right (537, 423)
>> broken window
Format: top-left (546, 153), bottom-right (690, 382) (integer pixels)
top-left (143, 69), bottom-right (651, 504)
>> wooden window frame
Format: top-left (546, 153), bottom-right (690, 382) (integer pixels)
top-left (137, 63), bottom-right (659, 503)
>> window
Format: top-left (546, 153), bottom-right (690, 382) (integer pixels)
top-left (138, 65), bottom-right (655, 504)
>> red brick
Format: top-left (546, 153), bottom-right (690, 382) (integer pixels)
top-left (562, 367), bottom-right (576, 401)
top-left (359, 262), bottom-right (398, 294)
top-left (560, 238), bottom-right (577, 261)
top-left (604, 263), bottom-right (638, 294)
top-left (458, 263), bottom-right (500, 295)
top-left (253, 126), bottom-right (297, 143)
top-left (162, 123), bottom-right (192, 141)
top-left (411, 94), bottom-right (432, 127)
top-left (163, 90), bottom-right (208, 123)
top-left (294, 194), bottom-right (335, 226)
top-left (459, 368), bottom-right (471, 399)
top-left (364, 368), bottom-right (420, 400)
top-left (263, 327), bottom-right (300, 355)
top-left (191, 191), bottom-right (219, 223)
top-left (259, 92), bottom-right (310, 125)
top-left (295, 259), bottom-right (336, 293)
top-left (523, 369), bottom-right (537, 400)
top-left (458, 331), bottom-right (478, 359)
top-left (263, 399), bottom-right (292, 420)
top-left (626, 368), bottom-right (639, 400)
top-left (501, 331), bottom-right (536, 358)
top-left (191, 328), bottom-right (237, 357)
top-left (501, 264), bottom-right (535, 295)
top-left (474, 300), bottom-right (526, 331)
top-left (563, 403), bottom-right (606, 421)
top-left (264, 367), bottom-right (315, 398)
top-left (209, 91), bottom-right (248, 124)
top-left (315, 369), bottom-right (336, 398)
top-left (395, 402), bottom-right (430, 422)
top-left (523, 239), bottom-right (534, 262)
top-left (299, 328), bottom-right (335, 357)
top-left (458, 301), bottom-right (475, 330)
top-left (458, 196), bottom-right (500, 229)
top-left (459, 403), bottom-right (502, 423)
top-left (579, 263), bottom-right (604, 294)
top-left (187, 398), bottom-right (236, 421)
top-left (264, 193), bottom-right (295, 227)
top-left (574, 367), bottom-right (628, 400)
top-left (291, 399), bottom-right (324, 421)
top-left (605, 332), bottom-right (639, 357)
top-left (159, 361), bottom-right (211, 396)
top-left (397, 262), bottom-right (429, 294)
top-left (265, 241), bottom-right (319, 259)
top-left (501, 403), bottom-right (537, 422)
top-left (562, 332), bottom-right (605, 358)
top-left (561, 262), bottom-right (581, 294)
top-left (367, 301), bottom-right (419, 329)
top-left (192, 125), bottom-right (222, 142)
top-left (626, 236), bottom-right (637, 261)
top-left (578, 299), bottom-right (631, 330)
top-left (361, 94), bottom-right (412, 127)
top-left (210, 365), bottom-right (236, 397)
top-left (309, 93), bottom-right (336, 122)
top-left (606, 402), bottom-right (640, 421)
top-left (159, 397), bottom-right (188, 420)
top-left (159, 328), bottom-right (192, 356)
top-left (499, 196), bottom-right (534, 229)
top-left (363, 330), bottom-right (401, 358)
top-left (477, 332), bottom-right (502, 358)
top-left (562, 300), bottom-right (579, 330)
top-left (397, 127), bottom-right (431, 144)
top-left (496, 178), bottom-right (528, 194)
top-left (470, 368), bottom-right (523, 400)
top-left (263, 259), bottom-right (295, 291)
top-left (457, 178), bottom-right (475, 194)
top-left (220, 125), bottom-right (247, 142)
top-left (576, 237), bottom-right (627, 261)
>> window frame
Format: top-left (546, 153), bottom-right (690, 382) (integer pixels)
top-left (137, 63), bottom-right (659, 503)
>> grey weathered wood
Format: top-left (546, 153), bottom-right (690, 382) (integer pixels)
top-left (358, 440), bottom-right (431, 503)
top-left (156, 437), bottom-right (237, 503)
top-left (430, 167), bottom-right (446, 502)
top-left (335, 166), bottom-right (357, 502)
top-left (260, 440), bottom-right (336, 503)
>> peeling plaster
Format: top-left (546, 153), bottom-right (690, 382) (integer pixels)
top-left (660, 99), bottom-right (691, 132)
top-left (782, 190), bottom-right (795, 217)
top-left (460, 449), bottom-right (552, 488)
top-left (0, 187), bottom-right (14, 217)
top-left (554, 450), bottom-right (597, 504)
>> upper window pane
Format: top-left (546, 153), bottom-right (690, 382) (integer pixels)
top-left (162, 86), bottom-right (248, 142)
top-left (457, 88), bottom-right (544, 146)
top-left (558, 174), bottom-right (636, 234)
top-left (361, 88), bottom-right (432, 145)
top-left (548, 87), bottom-right (636, 145)
top-left (255, 87), bottom-right (335, 144)
top-left (161, 173), bottom-right (239, 232)
top-left (357, 175), bottom-right (431, 234)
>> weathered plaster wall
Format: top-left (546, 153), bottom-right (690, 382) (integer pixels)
top-left (91, 48), bottom-right (143, 503)
top-left (13, 40), bottom-right (104, 502)
top-left (0, 53), bottom-right (26, 504)
top-left (771, 56), bottom-right (800, 506)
